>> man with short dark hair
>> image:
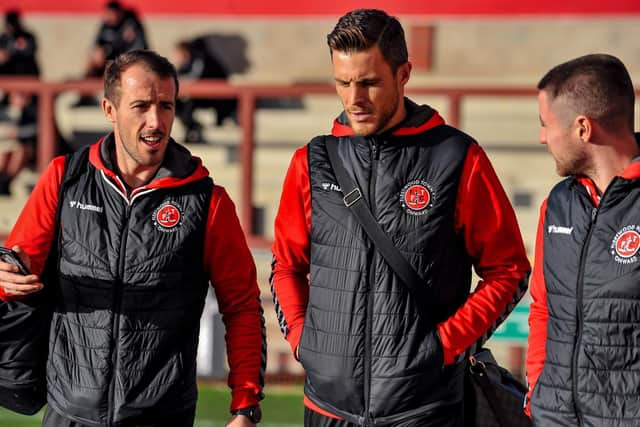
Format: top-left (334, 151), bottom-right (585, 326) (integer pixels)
top-left (270, 8), bottom-right (530, 427)
top-left (526, 53), bottom-right (640, 426)
top-left (0, 50), bottom-right (265, 427)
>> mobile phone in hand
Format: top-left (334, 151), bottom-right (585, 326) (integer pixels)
top-left (0, 247), bottom-right (30, 275)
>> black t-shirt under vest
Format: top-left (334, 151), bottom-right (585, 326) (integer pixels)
top-left (532, 175), bottom-right (640, 427)
top-left (300, 126), bottom-right (474, 425)
top-left (46, 147), bottom-right (212, 425)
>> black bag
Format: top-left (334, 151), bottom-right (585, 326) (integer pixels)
top-left (464, 348), bottom-right (532, 427)
top-left (0, 293), bottom-right (50, 415)
top-left (0, 148), bottom-right (87, 415)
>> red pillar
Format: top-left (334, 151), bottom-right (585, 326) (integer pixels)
top-left (238, 91), bottom-right (256, 236)
top-left (37, 88), bottom-right (56, 172)
top-left (409, 23), bottom-right (435, 72)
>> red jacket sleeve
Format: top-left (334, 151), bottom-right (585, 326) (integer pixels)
top-left (436, 143), bottom-right (531, 364)
top-left (525, 199), bottom-right (548, 416)
top-left (0, 156), bottom-right (65, 300)
top-left (270, 146), bottom-right (311, 355)
top-left (203, 186), bottom-right (265, 410)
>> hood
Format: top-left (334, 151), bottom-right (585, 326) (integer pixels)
top-left (618, 133), bottom-right (640, 180)
top-left (331, 97), bottom-right (445, 137)
top-left (574, 133), bottom-right (640, 206)
top-left (89, 133), bottom-right (210, 191)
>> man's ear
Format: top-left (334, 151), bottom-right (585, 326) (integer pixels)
top-left (398, 61), bottom-right (412, 86)
top-left (576, 115), bottom-right (592, 143)
top-left (102, 98), bottom-right (116, 124)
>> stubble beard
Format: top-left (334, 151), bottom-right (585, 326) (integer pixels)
top-left (555, 150), bottom-right (590, 177)
top-left (348, 91), bottom-right (400, 137)
top-left (118, 128), bottom-right (164, 169)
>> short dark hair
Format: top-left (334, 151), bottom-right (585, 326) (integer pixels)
top-left (327, 9), bottom-right (408, 72)
top-left (538, 53), bottom-right (635, 132)
top-left (104, 50), bottom-right (179, 107)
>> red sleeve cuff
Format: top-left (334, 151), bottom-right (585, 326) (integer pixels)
top-left (230, 388), bottom-right (262, 411)
top-left (287, 325), bottom-right (303, 359)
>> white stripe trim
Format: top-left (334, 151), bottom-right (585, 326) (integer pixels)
top-left (100, 170), bottom-right (158, 205)
top-left (130, 188), bottom-right (156, 203)
top-left (101, 170), bottom-right (130, 204)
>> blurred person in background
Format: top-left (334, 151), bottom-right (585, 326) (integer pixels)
top-left (173, 38), bottom-right (237, 143)
top-left (0, 91), bottom-right (36, 195)
top-left (0, 91), bottom-right (70, 195)
top-left (0, 10), bottom-right (39, 77)
top-left (526, 53), bottom-right (640, 426)
top-left (74, 1), bottom-right (148, 107)
top-left (0, 10), bottom-right (39, 108)
top-left (0, 50), bottom-right (265, 426)
top-left (270, 8), bottom-right (530, 427)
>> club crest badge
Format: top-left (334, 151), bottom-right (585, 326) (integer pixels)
top-left (153, 202), bottom-right (183, 232)
top-left (400, 180), bottom-right (434, 216)
top-left (611, 225), bottom-right (640, 264)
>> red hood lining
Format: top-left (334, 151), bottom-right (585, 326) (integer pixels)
top-left (88, 137), bottom-right (210, 191)
top-left (331, 110), bottom-right (445, 137)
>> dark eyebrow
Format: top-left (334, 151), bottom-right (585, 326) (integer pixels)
top-left (359, 78), bottom-right (380, 85)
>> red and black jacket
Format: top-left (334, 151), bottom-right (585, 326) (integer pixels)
top-left (271, 99), bottom-right (530, 424)
top-left (3, 135), bottom-right (265, 424)
top-left (526, 155), bottom-right (640, 426)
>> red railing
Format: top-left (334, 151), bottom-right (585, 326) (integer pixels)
top-left (0, 77), bottom-right (541, 246)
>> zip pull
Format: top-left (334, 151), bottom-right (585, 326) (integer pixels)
top-left (370, 137), bottom-right (380, 160)
top-left (591, 207), bottom-right (597, 222)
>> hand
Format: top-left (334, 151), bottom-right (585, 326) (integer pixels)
top-left (0, 246), bottom-right (42, 297)
top-left (225, 414), bottom-right (256, 427)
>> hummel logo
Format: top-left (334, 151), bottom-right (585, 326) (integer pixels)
top-left (69, 200), bottom-right (104, 213)
top-left (321, 182), bottom-right (341, 192)
top-left (548, 225), bottom-right (573, 235)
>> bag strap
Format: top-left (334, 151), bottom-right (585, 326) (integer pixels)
top-left (325, 137), bottom-right (431, 321)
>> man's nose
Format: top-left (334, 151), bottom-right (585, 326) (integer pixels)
top-left (146, 106), bottom-right (160, 128)
top-left (348, 85), bottom-right (366, 105)
top-left (538, 128), bottom-right (547, 145)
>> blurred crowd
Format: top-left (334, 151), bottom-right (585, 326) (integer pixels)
top-left (0, 2), bottom-right (236, 194)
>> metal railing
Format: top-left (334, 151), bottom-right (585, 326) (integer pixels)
top-left (0, 77), bottom-right (543, 246)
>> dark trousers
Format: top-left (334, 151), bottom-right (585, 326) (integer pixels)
top-left (42, 405), bottom-right (196, 427)
top-left (304, 404), bottom-right (464, 427)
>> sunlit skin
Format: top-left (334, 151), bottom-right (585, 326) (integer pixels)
top-left (102, 64), bottom-right (176, 188)
top-left (332, 45), bottom-right (411, 136)
top-left (538, 90), bottom-right (590, 177)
